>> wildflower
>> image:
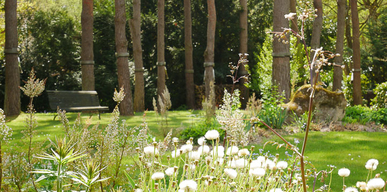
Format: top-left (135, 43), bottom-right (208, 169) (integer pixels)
top-left (165, 167), bottom-right (177, 176)
top-left (338, 168), bottom-right (350, 177)
top-left (210, 146), bottom-right (224, 158)
top-left (151, 172), bottom-right (165, 180)
top-left (204, 130), bottom-right (220, 140)
top-left (144, 146), bottom-right (159, 156)
top-left (238, 148), bottom-right (250, 157)
top-left (179, 180), bottom-right (197, 192)
top-left (365, 159), bottom-right (379, 170)
top-left (227, 159), bottom-right (236, 168)
top-left (356, 181), bottom-right (367, 191)
top-left (277, 161), bottom-right (288, 170)
top-left (344, 187), bottom-right (358, 192)
top-left (226, 146), bottom-right (239, 156)
top-left (113, 87), bottom-right (125, 103)
top-left (171, 150), bottom-right (181, 158)
top-left (20, 69), bottom-right (46, 98)
top-left (284, 12), bottom-right (297, 20)
top-left (235, 158), bottom-right (248, 169)
top-left (189, 151), bottom-right (201, 161)
top-left (269, 188), bottom-right (283, 192)
top-left (172, 137), bottom-right (179, 143)
top-left (250, 159), bottom-right (263, 169)
top-left (265, 159), bottom-right (276, 170)
top-left (198, 145), bottom-right (210, 155)
top-left (197, 137), bottom-right (206, 145)
top-left (224, 168), bottom-right (238, 179)
top-left (180, 144), bottom-right (193, 153)
top-left (134, 189), bottom-right (143, 192)
top-left (249, 168), bottom-right (265, 177)
top-left (367, 178), bottom-right (385, 190)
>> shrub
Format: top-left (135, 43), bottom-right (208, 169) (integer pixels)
top-left (179, 118), bottom-right (224, 143)
top-left (371, 82), bottom-right (387, 110)
top-left (258, 86), bottom-right (287, 129)
top-left (371, 108), bottom-right (387, 125)
top-left (342, 106), bottom-right (373, 125)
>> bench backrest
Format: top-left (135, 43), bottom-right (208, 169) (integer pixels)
top-left (46, 90), bottom-right (102, 110)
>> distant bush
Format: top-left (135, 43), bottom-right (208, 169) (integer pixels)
top-left (371, 108), bottom-right (387, 125)
top-left (342, 106), bottom-right (373, 125)
top-left (371, 82), bottom-right (387, 110)
top-left (179, 118), bottom-right (224, 143)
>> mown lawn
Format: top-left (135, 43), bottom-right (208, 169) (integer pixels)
top-left (4, 111), bottom-right (387, 191)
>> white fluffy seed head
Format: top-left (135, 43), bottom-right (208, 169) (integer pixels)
top-left (204, 130), bottom-right (220, 140)
top-left (238, 148), bottom-right (250, 157)
top-left (224, 168), bottom-right (238, 179)
top-left (179, 180), bottom-right (198, 192)
top-left (367, 178), bottom-right (385, 190)
top-left (151, 172), bottom-right (165, 180)
top-left (338, 168), bottom-right (350, 177)
top-left (226, 146), bottom-right (239, 156)
top-left (197, 137), bottom-right (206, 146)
top-left (277, 161), bottom-right (288, 170)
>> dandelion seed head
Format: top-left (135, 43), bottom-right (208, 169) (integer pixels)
top-left (197, 137), bottom-right (206, 146)
top-left (151, 172), bottom-right (165, 180)
top-left (367, 178), bottom-right (385, 190)
top-left (224, 168), bottom-right (238, 179)
top-left (338, 168), bottom-right (350, 177)
top-left (179, 180), bottom-right (197, 192)
top-left (238, 148), bottom-right (250, 157)
top-left (226, 146), bottom-right (239, 156)
top-left (205, 130), bottom-right (220, 140)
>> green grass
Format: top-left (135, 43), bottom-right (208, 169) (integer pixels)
top-left (4, 111), bottom-right (387, 191)
top-left (255, 131), bottom-right (387, 191)
top-left (5, 111), bottom-right (202, 150)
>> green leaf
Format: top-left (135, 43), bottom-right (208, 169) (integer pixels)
top-left (124, 171), bottom-right (136, 188)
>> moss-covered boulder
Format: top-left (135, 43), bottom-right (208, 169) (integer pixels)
top-left (283, 85), bottom-right (347, 122)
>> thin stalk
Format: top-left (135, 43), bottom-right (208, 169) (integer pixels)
top-left (112, 134), bottom-right (128, 188)
top-left (57, 162), bottom-right (62, 192)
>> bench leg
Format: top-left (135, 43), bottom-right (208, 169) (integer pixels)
top-left (98, 111), bottom-right (101, 120)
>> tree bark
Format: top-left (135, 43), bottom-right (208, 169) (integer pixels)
top-left (130, 0), bottom-right (145, 112)
top-left (333, 0), bottom-right (346, 91)
top-left (239, 0), bottom-right (249, 108)
top-left (115, 0), bottom-right (133, 115)
top-left (204, 0), bottom-right (216, 108)
top-left (81, 0), bottom-right (95, 91)
top-left (157, 0), bottom-right (166, 102)
top-left (309, 0), bottom-right (323, 85)
top-left (272, 0), bottom-right (290, 102)
top-left (4, 0), bottom-right (21, 117)
top-left (351, 0), bottom-right (362, 105)
top-left (184, 0), bottom-right (195, 109)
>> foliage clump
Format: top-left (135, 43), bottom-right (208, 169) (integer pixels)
top-left (371, 81), bottom-right (387, 110)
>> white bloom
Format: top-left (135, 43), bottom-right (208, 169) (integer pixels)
top-left (235, 158), bottom-right (248, 169)
top-left (144, 146), bottom-right (159, 156)
top-left (172, 137), bottom-right (179, 143)
top-left (249, 168), bottom-right (266, 177)
top-left (224, 168), bottom-right (238, 179)
top-left (269, 188), bottom-right (283, 192)
top-left (216, 157), bottom-right (224, 165)
top-left (210, 146), bottom-right (224, 158)
top-left (365, 159), bottom-right (379, 170)
top-left (367, 178), bottom-right (385, 190)
top-left (151, 172), bottom-right (165, 180)
top-left (265, 159), bottom-right (276, 170)
top-left (189, 164), bottom-right (196, 171)
top-left (134, 189), bottom-right (143, 192)
top-left (356, 181), bottom-right (367, 191)
top-left (181, 144), bottom-right (193, 153)
top-left (238, 148), bottom-right (250, 157)
top-left (198, 145), bottom-right (210, 155)
top-left (277, 161), bottom-right (288, 170)
top-left (205, 130), bottom-right (220, 140)
top-left (226, 146), bottom-right (239, 156)
top-left (171, 150), bottom-right (181, 158)
top-left (338, 168), bottom-right (350, 177)
top-left (250, 159), bottom-right (263, 169)
top-left (179, 180), bottom-right (198, 191)
top-left (197, 137), bottom-right (206, 146)
top-left (189, 151), bottom-right (201, 161)
top-left (165, 167), bottom-right (177, 176)
top-left (227, 159), bottom-right (236, 168)
top-left (344, 187), bottom-right (358, 192)
top-left (284, 12), bottom-right (297, 20)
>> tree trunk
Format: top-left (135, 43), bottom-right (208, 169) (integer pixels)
top-left (130, 0), bottom-right (145, 112)
top-left (272, 0), bottom-right (290, 101)
top-left (204, 0), bottom-right (216, 108)
top-left (81, 0), bottom-right (95, 91)
top-left (239, 0), bottom-right (249, 108)
top-left (4, 0), bottom-right (20, 117)
top-left (184, 0), bottom-right (195, 109)
top-left (309, 0), bottom-right (323, 85)
top-left (115, 0), bottom-right (133, 116)
top-left (157, 0), bottom-right (166, 102)
top-left (351, 0), bottom-right (362, 105)
top-left (333, 0), bottom-right (346, 91)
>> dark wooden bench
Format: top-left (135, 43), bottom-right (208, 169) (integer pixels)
top-left (47, 90), bottom-right (109, 120)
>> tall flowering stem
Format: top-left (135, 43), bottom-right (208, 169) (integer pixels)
top-left (20, 69), bottom-right (46, 192)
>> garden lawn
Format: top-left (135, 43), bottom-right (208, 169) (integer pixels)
top-left (5, 110), bottom-right (202, 150)
top-left (256, 131), bottom-right (387, 191)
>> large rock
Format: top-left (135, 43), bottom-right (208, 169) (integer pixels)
top-left (283, 85), bottom-right (347, 122)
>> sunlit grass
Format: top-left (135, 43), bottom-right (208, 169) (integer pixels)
top-left (256, 131), bottom-right (387, 191)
